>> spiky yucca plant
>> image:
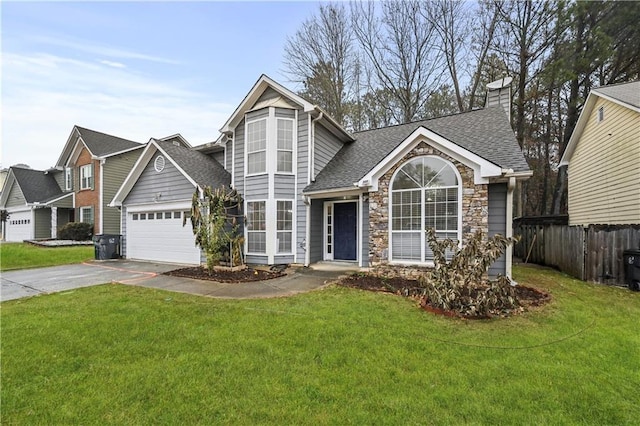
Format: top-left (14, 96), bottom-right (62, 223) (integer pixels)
top-left (420, 228), bottom-right (519, 317)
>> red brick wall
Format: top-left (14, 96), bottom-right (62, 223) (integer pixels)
top-left (74, 147), bottom-right (100, 234)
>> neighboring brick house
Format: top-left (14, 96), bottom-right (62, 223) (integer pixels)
top-left (560, 81), bottom-right (640, 226)
top-left (52, 126), bottom-right (144, 235)
top-left (112, 75), bottom-right (532, 278)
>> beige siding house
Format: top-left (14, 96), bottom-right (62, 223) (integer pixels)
top-left (560, 81), bottom-right (640, 226)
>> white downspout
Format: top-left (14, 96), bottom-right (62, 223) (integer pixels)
top-left (506, 176), bottom-right (516, 279)
top-left (99, 159), bottom-right (105, 234)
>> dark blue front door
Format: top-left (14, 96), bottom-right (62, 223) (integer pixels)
top-left (333, 202), bottom-right (357, 261)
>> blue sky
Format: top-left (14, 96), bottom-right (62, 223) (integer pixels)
top-left (1, 1), bottom-right (321, 170)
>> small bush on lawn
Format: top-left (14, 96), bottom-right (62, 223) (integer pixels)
top-left (58, 222), bottom-right (93, 241)
top-left (419, 228), bottom-right (519, 317)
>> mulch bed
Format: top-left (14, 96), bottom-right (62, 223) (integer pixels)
top-left (338, 274), bottom-right (551, 318)
top-left (163, 266), bottom-right (285, 283)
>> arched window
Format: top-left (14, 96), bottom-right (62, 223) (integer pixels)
top-left (390, 156), bottom-right (461, 263)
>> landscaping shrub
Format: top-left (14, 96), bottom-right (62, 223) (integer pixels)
top-left (419, 228), bottom-right (519, 317)
top-left (58, 222), bottom-right (93, 241)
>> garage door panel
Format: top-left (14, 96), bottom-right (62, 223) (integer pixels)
top-left (126, 207), bottom-right (200, 265)
top-left (6, 210), bottom-right (33, 242)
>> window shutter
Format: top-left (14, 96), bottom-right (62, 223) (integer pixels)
top-left (90, 163), bottom-right (94, 190)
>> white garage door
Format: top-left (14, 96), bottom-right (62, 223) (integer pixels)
top-left (5, 210), bottom-right (33, 242)
top-left (126, 207), bottom-right (201, 265)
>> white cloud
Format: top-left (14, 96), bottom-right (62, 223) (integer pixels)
top-left (1, 52), bottom-right (234, 170)
top-left (99, 60), bottom-right (126, 69)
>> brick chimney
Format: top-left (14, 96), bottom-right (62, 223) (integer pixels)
top-left (485, 77), bottom-right (513, 122)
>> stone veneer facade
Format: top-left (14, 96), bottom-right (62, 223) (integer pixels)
top-left (368, 141), bottom-right (489, 279)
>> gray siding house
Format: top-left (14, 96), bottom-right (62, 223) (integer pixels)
top-left (112, 75), bottom-right (531, 277)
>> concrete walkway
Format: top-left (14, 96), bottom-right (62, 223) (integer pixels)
top-left (1, 261), bottom-right (357, 302)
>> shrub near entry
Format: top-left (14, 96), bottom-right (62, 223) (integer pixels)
top-left (419, 228), bottom-right (519, 317)
top-left (58, 222), bottom-right (94, 241)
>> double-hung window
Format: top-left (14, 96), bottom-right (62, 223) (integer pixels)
top-left (246, 201), bottom-right (266, 253)
top-left (276, 119), bottom-right (293, 173)
top-left (390, 156), bottom-right (460, 263)
top-left (276, 200), bottom-right (293, 253)
top-left (246, 119), bottom-right (267, 175)
top-left (80, 206), bottom-right (94, 224)
top-left (80, 164), bottom-right (93, 190)
top-left (64, 167), bottom-right (73, 191)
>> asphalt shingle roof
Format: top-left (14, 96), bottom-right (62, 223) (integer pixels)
top-left (155, 140), bottom-right (231, 189)
top-left (305, 106), bottom-right (530, 192)
top-left (76, 126), bottom-right (142, 157)
top-left (594, 81), bottom-right (640, 109)
top-left (11, 167), bottom-right (63, 204)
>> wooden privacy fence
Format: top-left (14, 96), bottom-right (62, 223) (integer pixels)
top-left (514, 222), bottom-right (640, 285)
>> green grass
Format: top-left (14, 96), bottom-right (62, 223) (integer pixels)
top-left (2, 265), bottom-right (639, 424)
top-left (0, 242), bottom-right (94, 271)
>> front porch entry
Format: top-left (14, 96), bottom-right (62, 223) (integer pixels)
top-left (324, 201), bottom-right (357, 261)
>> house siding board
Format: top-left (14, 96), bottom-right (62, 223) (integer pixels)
top-left (256, 87), bottom-right (281, 104)
top-left (275, 109), bottom-right (295, 119)
top-left (488, 183), bottom-right (507, 276)
top-left (6, 181), bottom-right (26, 207)
top-left (234, 119), bottom-right (245, 193)
top-left (124, 157), bottom-right (195, 205)
top-left (246, 108), bottom-right (269, 121)
top-left (34, 208), bottom-right (52, 239)
top-left (309, 199), bottom-right (323, 263)
top-left (274, 175), bottom-right (295, 199)
top-left (568, 97), bottom-right (640, 225)
top-left (244, 175), bottom-right (269, 200)
top-left (50, 196), bottom-right (73, 208)
top-left (225, 143), bottom-right (232, 170)
top-left (51, 170), bottom-right (65, 190)
top-left (103, 151), bottom-right (141, 234)
top-left (296, 112), bottom-right (310, 262)
top-left (275, 255), bottom-right (294, 264)
top-left (314, 123), bottom-right (343, 178)
top-left (246, 254), bottom-right (268, 264)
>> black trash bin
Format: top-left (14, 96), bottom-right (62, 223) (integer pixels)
top-left (622, 249), bottom-right (640, 291)
top-left (93, 234), bottom-right (121, 260)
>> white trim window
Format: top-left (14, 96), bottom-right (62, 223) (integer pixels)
top-left (246, 201), bottom-right (266, 253)
top-left (390, 156), bottom-right (461, 263)
top-left (246, 119), bottom-right (267, 175)
top-left (276, 118), bottom-right (294, 173)
top-left (80, 206), bottom-right (94, 224)
top-left (276, 200), bottom-right (293, 253)
top-left (65, 167), bottom-right (73, 191)
top-left (80, 164), bottom-right (93, 190)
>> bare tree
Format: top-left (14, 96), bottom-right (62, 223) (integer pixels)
top-left (351, 0), bottom-right (444, 124)
top-left (283, 3), bottom-right (356, 125)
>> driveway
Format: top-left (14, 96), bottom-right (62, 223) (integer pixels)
top-left (1, 261), bottom-right (355, 302)
top-left (1, 261), bottom-right (181, 302)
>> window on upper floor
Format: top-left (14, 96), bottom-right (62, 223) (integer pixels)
top-left (277, 119), bottom-right (293, 173)
top-left (64, 167), bottom-right (73, 191)
top-left (247, 119), bottom-right (267, 175)
top-left (80, 164), bottom-right (93, 190)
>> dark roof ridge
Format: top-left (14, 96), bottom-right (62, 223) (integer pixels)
top-left (352, 107), bottom-right (491, 135)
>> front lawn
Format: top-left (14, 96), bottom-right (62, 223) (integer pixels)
top-left (2, 265), bottom-right (639, 424)
top-left (0, 242), bottom-right (94, 271)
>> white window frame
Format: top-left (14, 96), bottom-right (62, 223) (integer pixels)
top-left (80, 164), bottom-right (93, 190)
top-left (276, 118), bottom-right (295, 174)
top-left (245, 118), bottom-right (267, 176)
top-left (65, 167), bottom-right (72, 191)
top-left (389, 156), bottom-right (462, 266)
top-left (246, 200), bottom-right (267, 254)
top-left (276, 200), bottom-right (294, 254)
top-left (80, 206), bottom-right (94, 224)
